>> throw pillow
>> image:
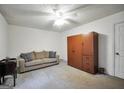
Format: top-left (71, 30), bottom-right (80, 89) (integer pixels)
top-left (49, 51), bottom-right (56, 58)
top-left (20, 52), bottom-right (33, 62)
top-left (20, 53), bottom-right (28, 62)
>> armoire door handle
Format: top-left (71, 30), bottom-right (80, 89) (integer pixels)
top-left (72, 50), bottom-right (75, 53)
top-left (82, 42), bottom-right (84, 46)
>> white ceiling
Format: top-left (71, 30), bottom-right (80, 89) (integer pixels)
top-left (0, 4), bottom-right (124, 32)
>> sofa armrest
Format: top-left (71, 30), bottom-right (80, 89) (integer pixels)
top-left (17, 57), bottom-right (25, 73)
top-left (56, 55), bottom-right (60, 63)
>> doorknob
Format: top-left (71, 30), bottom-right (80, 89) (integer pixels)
top-left (116, 52), bottom-right (120, 55)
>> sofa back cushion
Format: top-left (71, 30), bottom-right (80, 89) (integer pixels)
top-left (43, 51), bottom-right (49, 58)
top-left (49, 51), bottom-right (56, 58)
top-left (35, 51), bottom-right (45, 59)
top-left (32, 51), bottom-right (36, 60)
top-left (20, 52), bottom-right (33, 62)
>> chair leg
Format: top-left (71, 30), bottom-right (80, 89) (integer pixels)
top-left (0, 77), bottom-right (1, 85)
top-left (13, 74), bottom-right (16, 87)
top-left (2, 76), bottom-right (5, 83)
top-left (15, 70), bottom-right (17, 79)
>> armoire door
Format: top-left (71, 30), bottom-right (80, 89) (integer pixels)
top-left (82, 32), bottom-right (98, 74)
top-left (67, 35), bottom-right (83, 70)
top-left (67, 36), bottom-right (75, 67)
top-left (82, 33), bottom-right (93, 56)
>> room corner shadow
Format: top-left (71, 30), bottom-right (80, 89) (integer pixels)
top-left (98, 33), bottom-right (108, 73)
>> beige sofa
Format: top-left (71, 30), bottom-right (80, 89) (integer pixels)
top-left (17, 51), bottom-right (59, 73)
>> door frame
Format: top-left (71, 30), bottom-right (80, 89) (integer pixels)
top-left (114, 21), bottom-right (124, 77)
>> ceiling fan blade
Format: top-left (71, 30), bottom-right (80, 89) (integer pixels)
top-left (20, 10), bottom-right (52, 16)
top-left (44, 20), bottom-right (54, 28)
top-left (66, 19), bottom-right (79, 24)
top-left (65, 5), bottom-right (90, 13)
top-left (14, 10), bottom-right (52, 16)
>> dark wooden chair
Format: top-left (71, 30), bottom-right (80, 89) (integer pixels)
top-left (0, 63), bottom-right (5, 84)
top-left (0, 58), bottom-right (17, 86)
top-left (3, 61), bottom-right (17, 86)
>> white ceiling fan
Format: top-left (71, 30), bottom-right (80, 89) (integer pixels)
top-left (15, 4), bottom-right (89, 26)
top-left (0, 4), bottom-right (89, 27)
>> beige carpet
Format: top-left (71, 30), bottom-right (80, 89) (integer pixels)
top-left (0, 61), bottom-right (124, 89)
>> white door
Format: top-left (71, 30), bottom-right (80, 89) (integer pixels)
top-left (115, 22), bottom-right (124, 79)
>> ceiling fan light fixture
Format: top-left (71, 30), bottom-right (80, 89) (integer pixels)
top-left (52, 8), bottom-right (69, 27)
top-left (54, 18), bottom-right (68, 26)
top-left (56, 11), bottom-right (63, 18)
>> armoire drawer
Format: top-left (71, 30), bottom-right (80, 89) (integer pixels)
top-left (82, 56), bottom-right (93, 72)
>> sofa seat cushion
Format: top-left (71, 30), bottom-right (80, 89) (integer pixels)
top-left (25, 59), bottom-right (44, 67)
top-left (25, 58), bottom-right (57, 67)
top-left (43, 58), bottom-right (57, 63)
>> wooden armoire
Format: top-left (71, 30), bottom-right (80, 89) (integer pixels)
top-left (67, 32), bottom-right (98, 74)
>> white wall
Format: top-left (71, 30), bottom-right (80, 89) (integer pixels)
top-left (0, 13), bottom-right (8, 59)
top-left (8, 25), bottom-right (62, 58)
top-left (61, 11), bottom-right (124, 76)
